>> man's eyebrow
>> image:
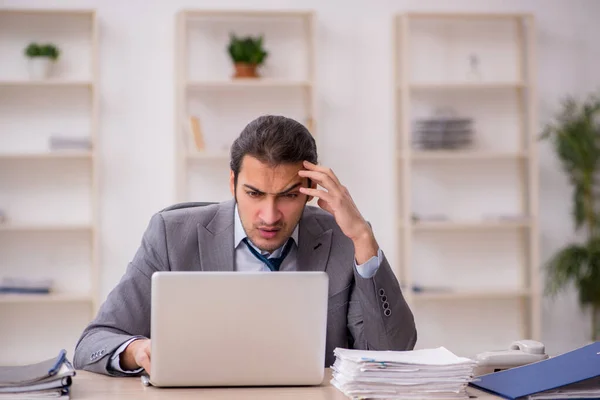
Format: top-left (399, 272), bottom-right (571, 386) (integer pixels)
top-left (242, 182), bottom-right (302, 195)
top-left (243, 184), bottom-right (265, 194)
top-left (278, 182), bottom-right (302, 195)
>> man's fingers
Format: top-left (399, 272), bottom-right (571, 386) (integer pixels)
top-left (303, 161), bottom-right (342, 186)
top-left (317, 198), bottom-right (334, 214)
top-left (141, 359), bottom-right (151, 375)
top-left (299, 187), bottom-right (333, 204)
top-left (137, 345), bottom-right (152, 374)
top-left (298, 170), bottom-right (340, 193)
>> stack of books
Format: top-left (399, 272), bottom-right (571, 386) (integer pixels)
top-left (331, 347), bottom-right (477, 399)
top-left (0, 277), bottom-right (53, 294)
top-left (0, 350), bottom-right (74, 399)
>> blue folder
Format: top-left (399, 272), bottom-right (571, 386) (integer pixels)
top-left (469, 342), bottom-right (600, 399)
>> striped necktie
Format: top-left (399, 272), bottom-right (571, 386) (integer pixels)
top-left (242, 238), bottom-right (294, 271)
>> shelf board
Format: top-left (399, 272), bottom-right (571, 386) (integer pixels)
top-left (406, 82), bottom-right (525, 90)
top-left (0, 224), bottom-right (93, 232)
top-left (187, 79), bottom-right (311, 89)
top-left (412, 289), bottom-right (531, 301)
top-left (0, 80), bottom-right (93, 88)
top-left (183, 10), bottom-right (313, 18)
top-left (404, 150), bottom-right (528, 161)
top-left (0, 152), bottom-right (93, 160)
top-left (187, 151), bottom-right (230, 160)
top-left (404, 12), bottom-right (532, 20)
top-left (0, 9), bottom-right (95, 16)
top-left (0, 293), bottom-right (93, 304)
top-left (411, 220), bottom-right (531, 231)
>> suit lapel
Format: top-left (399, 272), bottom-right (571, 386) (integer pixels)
top-left (296, 210), bottom-right (333, 272)
top-left (197, 199), bottom-right (235, 271)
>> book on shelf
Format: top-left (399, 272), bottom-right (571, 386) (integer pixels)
top-left (0, 278), bottom-right (53, 294)
top-left (188, 116), bottom-right (205, 151)
top-left (0, 349), bottom-right (75, 399)
top-left (48, 136), bottom-right (92, 151)
top-left (403, 284), bottom-right (453, 293)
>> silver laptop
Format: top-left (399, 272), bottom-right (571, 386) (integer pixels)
top-left (149, 271), bottom-right (329, 387)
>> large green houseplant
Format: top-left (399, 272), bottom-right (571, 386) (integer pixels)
top-left (227, 33), bottom-right (268, 78)
top-left (541, 92), bottom-right (600, 341)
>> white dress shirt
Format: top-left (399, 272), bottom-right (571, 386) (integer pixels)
top-left (110, 205), bottom-right (382, 373)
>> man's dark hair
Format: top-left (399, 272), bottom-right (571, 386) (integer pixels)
top-left (230, 115), bottom-right (318, 187)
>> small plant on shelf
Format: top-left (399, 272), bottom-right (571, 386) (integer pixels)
top-left (541, 91), bottom-right (600, 342)
top-left (24, 42), bottom-right (61, 80)
top-left (227, 34), bottom-right (268, 78)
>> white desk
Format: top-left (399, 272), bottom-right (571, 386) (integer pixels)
top-left (71, 369), bottom-right (497, 399)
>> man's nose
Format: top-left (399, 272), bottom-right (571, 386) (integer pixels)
top-left (259, 198), bottom-right (282, 225)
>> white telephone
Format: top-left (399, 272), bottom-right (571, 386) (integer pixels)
top-left (473, 340), bottom-right (549, 376)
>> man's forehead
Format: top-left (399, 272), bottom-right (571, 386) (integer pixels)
top-left (240, 156), bottom-right (303, 172)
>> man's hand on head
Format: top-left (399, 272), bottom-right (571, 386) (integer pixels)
top-left (298, 161), bottom-right (379, 264)
top-left (121, 338), bottom-right (152, 374)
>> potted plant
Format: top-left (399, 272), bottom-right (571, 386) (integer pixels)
top-left (24, 42), bottom-right (60, 80)
top-left (541, 92), bottom-right (600, 341)
top-left (227, 34), bottom-right (268, 78)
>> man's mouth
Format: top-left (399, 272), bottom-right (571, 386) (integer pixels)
top-left (258, 227), bottom-right (280, 239)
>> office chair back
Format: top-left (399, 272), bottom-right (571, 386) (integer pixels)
top-left (160, 202), bottom-right (217, 212)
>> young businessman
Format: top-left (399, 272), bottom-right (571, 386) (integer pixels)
top-left (73, 115), bottom-right (417, 376)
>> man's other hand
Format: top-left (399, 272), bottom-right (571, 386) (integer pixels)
top-left (121, 338), bottom-right (151, 374)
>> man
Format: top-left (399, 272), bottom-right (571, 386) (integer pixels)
top-left (74, 115), bottom-right (416, 376)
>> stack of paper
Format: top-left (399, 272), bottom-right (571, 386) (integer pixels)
top-left (0, 350), bottom-right (75, 399)
top-left (331, 347), bottom-right (477, 399)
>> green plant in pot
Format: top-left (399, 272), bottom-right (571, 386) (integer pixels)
top-left (541, 92), bottom-right (600, 341)
top-left (227, 34), bottom-right (268, 78)
top-left (24, 43), bottom-right (60, 80)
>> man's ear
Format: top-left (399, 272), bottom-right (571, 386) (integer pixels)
top-left (229, 170), bottom-right (235, 197)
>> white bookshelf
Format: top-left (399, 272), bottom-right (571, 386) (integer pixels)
top-left (0, 151), bottom-right (93, 160)
top-left (187, 79), bottom-right (312, 89)
top-left (0, 293), bottom-right (93, 304)
top-left (175, 10), bottom-right (316, 202)
top-left (407, 150), bottom-right (528, 161)
top-left (395, 13), bottom-right (539, 357)
top-left (0, 80), bottom-right (93, 87)
top-left (0, 223), bottom-right (93, 232)
top-left (0, 9), bottom-right (99, 364)
top-left (411, 220), bottom-right (531, 231)
top-left (413, 289), bottom-right (531, 301)
top-left (408, 82), bottom-right (526, 90)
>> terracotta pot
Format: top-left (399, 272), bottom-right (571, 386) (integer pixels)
top-left (233, 63), bottom-right (259, 78)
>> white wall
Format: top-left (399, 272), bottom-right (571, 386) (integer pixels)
top-left (2, 0), bottom-right (598, 357)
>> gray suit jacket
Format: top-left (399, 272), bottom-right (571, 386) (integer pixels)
top-left (73, 200), bottom-right (417, 376)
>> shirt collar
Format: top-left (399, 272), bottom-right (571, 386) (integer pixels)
top-left (234, 204), bottom-right (299, 255)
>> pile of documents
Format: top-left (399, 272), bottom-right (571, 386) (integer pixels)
top-left (332, 347), bottom-right (477, 399)
top-left (0, 350), bottom-right (74, 399)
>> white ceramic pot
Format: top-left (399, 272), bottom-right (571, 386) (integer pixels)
top-left (28, 57), bottom-right (53, 80)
